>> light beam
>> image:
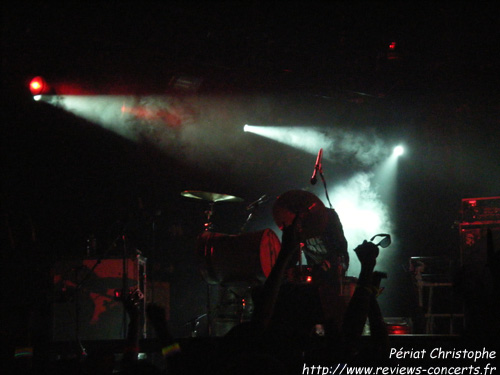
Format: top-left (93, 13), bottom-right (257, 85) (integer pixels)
top-left (243, 124), bottom-right (390, 167)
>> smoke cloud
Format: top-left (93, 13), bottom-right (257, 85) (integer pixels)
top-left (329, 172), bottom-right (394, 276)
top-left (43, 92), bottom-right (397, 277)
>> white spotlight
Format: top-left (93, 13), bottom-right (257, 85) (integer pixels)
top-left (393, 145), bottom-right (404, 157)
top-left (241, 124), bottom-right (334, 156)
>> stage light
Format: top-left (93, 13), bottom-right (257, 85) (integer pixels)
top-left (387, 324), bottom-right (411, 335)
top-left (384, 317), bottom-right (412, 335)
top-left (387, 41), bottom-right (401, 60)
top-left (29, 76), bottom-right (50, 96)
top-left (393, 145), bottom-right (404, 157)
top-left (113, 289), bottom-right (122, 300)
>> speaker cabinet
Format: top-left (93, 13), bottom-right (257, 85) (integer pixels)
top-left (459, 223), bottom-right (500, 266)
top-left (51, 256), bottom-right (146, 341)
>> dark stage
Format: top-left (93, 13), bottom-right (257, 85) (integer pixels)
top-left (2, 2), bottom-right (500, 374)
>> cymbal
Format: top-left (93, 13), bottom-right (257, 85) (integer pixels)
top-left (272, 190), bottom-right (327, 239)
top-left (181, 190), bottom-right (244, 203)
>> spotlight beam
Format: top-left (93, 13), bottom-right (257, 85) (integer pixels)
top-left (243, 124), bottom-right (393, 168)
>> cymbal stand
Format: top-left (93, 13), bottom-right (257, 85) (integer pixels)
top-left (202, 202), bottom-right (215, 336)
top-left (204, 202), bottom-right (215, 231)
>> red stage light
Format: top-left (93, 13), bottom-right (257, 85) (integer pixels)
top-left (386, 324), bottom-right (411, 335)
top-left (387, 42), bottom-right (401, 60)
top-left (29, 76), bottom-right (49, 96)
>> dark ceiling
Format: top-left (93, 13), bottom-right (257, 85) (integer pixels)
top-left (4, 2), bottom-right (500, 95)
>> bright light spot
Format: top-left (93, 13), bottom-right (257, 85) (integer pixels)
top-left (33, 95), bottom-right (42, 101)
top-left (243, 124), bottom-right (250, 132)
top-left (393, 145), bottom-right (404, 157)
top-left (29, 76), bottom-right (48, 96)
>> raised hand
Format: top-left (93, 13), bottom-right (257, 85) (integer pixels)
top-left (354, 240), bottom-right (379, 270)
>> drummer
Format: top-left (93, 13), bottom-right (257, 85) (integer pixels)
top-left (301, 207), bottom-right (349, 287)
top-left (273, 190), bottom-right (349, 289)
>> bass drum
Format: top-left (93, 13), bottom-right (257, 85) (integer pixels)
top-left (198, 229), bottom-right (281, 286)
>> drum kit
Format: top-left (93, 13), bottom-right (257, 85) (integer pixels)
top-left (181, 188), bottom-right (332, 335)
top-left (180, 189), bottom-right (331, 286)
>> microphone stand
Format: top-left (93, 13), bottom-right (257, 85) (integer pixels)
top-left (319, 167), bottom-right (340, 290)
top-left (122, 234), bottom-right (129, 339)
top-left (241, 205), bottom-right (259, 233)
top-left (73, 266), bottom-right (87, 360)
top-left (319, 170), bottom-right (333, 209)
top-left (310, 149), bottom-right (332, 209)
top-left (240, 195), bottom-right (268, 233)
top-left (184, 314), bottom-right (207, 337)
